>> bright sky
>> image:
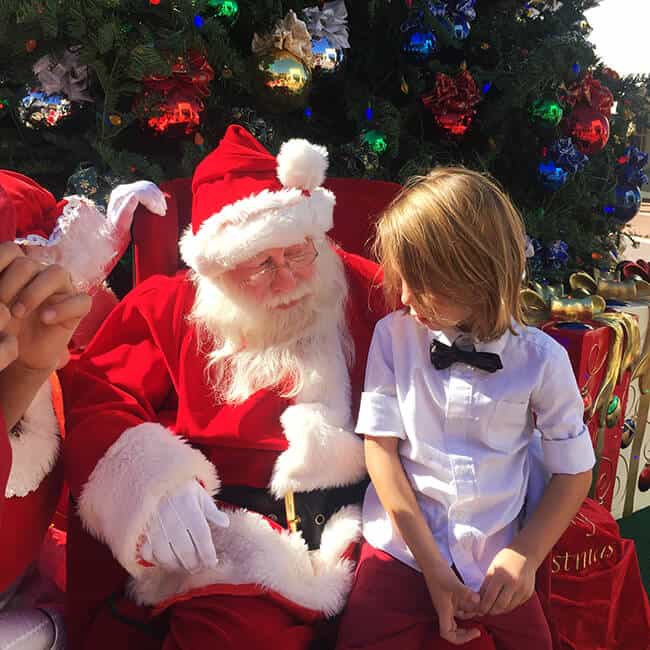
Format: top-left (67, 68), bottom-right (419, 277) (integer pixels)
top-left (585, 0), bottom-right (650, 75)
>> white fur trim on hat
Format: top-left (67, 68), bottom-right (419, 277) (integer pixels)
top-left (78, 423), bottom-right (220, 578)
top-left (276, 139), bottom-right (329, 191)
top-left (180, 187), bottom-right (335, 276)
top-left (6, 381), bottom-right (60, 498)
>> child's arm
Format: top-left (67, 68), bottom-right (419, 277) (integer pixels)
top-left (365, 434), bottom-right (480, 645)
top-left (477, 470), bottom-right (591, 617)
top-left (477, 342), bottom-right (594, 617)
top-left (0, 242), bottom-right (91, 429)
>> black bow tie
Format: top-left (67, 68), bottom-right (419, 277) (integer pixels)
top-left (430, 340), bottom-right (503, 373)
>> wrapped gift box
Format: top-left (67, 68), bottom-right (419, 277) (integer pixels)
top-left (541, 319), bottom-right (631, 511)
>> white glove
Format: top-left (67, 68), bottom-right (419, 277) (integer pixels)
top-left (138, 481), bottom-right (230, 574)
top-left (106, 180), bottom-right (167, 239)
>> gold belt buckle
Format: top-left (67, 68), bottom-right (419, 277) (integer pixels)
top-left (283, 490), bottom-right (301, 533)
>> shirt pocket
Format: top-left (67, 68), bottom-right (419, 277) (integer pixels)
top-left (482, 400), bottom-right (531, 453)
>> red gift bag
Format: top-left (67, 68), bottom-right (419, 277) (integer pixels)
top-left (550, 499), bottom-right (650, 649)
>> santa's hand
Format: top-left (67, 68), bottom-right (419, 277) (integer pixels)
top-left (138, 481), bottom-right (230, 574)
top-left (106, 180), bottom-right (167, 237)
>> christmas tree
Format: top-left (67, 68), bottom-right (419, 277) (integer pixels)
top-left (0, 0), bottom-right (648, 286)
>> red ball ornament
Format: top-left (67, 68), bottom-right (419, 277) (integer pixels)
top-left (137, 52), bottom-right (214, 136)
top-left (564, 104), bottom-right (610, 156)
top-left (145, 92), bottom-right (203, 135)
top-left (150, 0), bottom-right (161, 4)
top-left (639, 463), bottom-right (650, 492)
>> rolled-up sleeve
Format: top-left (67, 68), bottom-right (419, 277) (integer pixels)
top-left (531, 342), bottom-right (596, 475)
top-left (355, 320), bottom-right (405, 439)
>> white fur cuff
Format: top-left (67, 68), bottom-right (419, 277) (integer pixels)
top-left (131, 504), bottom-right (362, 615)
top-left (270, 403), bottom-right (366, 498)
top-left (6, 381), bottom-right (60, 498)
top-left (78, 423), bottom-right (220, 578)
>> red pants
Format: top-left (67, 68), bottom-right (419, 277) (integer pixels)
top-left (336, 542), bottom-right (553, 650)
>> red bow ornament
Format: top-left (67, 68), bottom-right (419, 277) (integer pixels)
top-left (421, 70), bottom-right (481, 136)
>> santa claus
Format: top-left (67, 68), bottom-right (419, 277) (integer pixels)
top-left (60, 125), bottom-right (386, 650)
top-left (0, 170), bottom-right (166, 650)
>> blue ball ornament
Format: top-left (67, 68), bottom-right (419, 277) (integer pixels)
top-left (401, 28), bottom-right (437, 63)
top-left (538, 161), bottom-right (568, 191)
top-left (614, 184), bottom-right (642, 223)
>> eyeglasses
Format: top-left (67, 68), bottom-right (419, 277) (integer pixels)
top-left (240, 240), bottom-right (319, 287)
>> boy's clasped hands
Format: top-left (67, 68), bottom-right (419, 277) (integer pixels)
top-left (427, 545), bottom-right (537, 645)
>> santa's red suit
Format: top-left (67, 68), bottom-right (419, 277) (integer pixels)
top-left (58, 125), bottom-right (386, 649)
top-left (61, 249), bottom-right (385, 650)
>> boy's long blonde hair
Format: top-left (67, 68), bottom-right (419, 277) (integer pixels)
top-left (373, 167), bottom-right (526, 342)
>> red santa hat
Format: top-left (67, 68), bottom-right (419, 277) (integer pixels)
top-left (0, 170), bottom-right (118, 290)
top-left (180, 124), bottom-right (335, 276)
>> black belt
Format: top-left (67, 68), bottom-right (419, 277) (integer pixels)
top-left (218, 480), bottom-right (368, 550)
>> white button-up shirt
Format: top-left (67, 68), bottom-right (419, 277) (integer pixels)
top-left (356, 311), bottom-right (596, 591)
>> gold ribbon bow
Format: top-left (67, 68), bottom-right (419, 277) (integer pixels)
top-left (521, 281), bottom-right (606, 326)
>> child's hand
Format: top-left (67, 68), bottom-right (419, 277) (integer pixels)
top-left (423, 562), bottom-right (481, 645)
top-left (0, 243), bottom-right (91, 371)
top-left (478, 547), bottom-right (536, 616)
top-left (0, 304), bottom-right (18, 372)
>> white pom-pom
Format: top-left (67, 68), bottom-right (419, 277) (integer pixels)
top-left (277, 139), bottom-right (328, 191)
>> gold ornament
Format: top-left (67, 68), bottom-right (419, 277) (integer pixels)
top-left (252, 48), bottom-right (311, 113)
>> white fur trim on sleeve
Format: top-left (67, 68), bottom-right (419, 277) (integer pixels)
top-left (130, 504), bottom-right (362, 616)
top-left (270, 403), bottom-right (366, 498)
top-left (6, 381), bottom-right (60, 498)
top-left (78, 423), bottom-right (220, 578)
top-left (18, 196), bottom-right (122, 291)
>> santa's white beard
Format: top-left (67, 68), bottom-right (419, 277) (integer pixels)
top-left (188, 240), bottom-right (352, 404)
